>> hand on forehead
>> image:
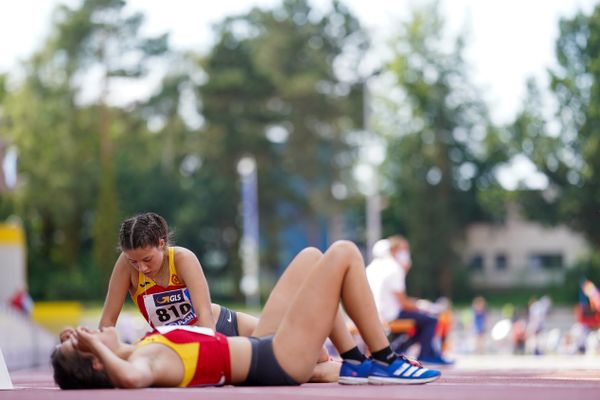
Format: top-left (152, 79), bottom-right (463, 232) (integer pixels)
top-left (59, 326), bottom-right (100, 352)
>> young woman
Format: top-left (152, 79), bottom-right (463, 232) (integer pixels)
top-left (98, 212), bottom-right (257, 337)
top-left (61, 212), bottom-right (336, 382)
top-left (52, 241), bottom-right (441, 388)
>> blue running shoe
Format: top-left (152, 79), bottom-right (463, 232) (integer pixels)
top-left (368, 357), bottom-right (441, 385)
top-left (339, 359), bottom-right (372, 385)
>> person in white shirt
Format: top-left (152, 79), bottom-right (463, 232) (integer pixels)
top-left (366, 235), bottom-right (451, 365)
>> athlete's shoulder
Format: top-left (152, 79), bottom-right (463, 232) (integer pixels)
top-left (172, 246), bottom-right (200, 263)
top-left (115, 251), bottom-right (128, 264)
top-left (114, 252), bottom-right (136, 275)
top-left (111, 252), bottom-right (140, 292)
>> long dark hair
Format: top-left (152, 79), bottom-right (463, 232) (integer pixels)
top-left (51, 347), bottom-right (114, 389)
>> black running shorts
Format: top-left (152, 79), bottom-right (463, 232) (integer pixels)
top-left (242, 336), bottom-right (299, 386)
top-left (215, 305), bottom-right (239, 336)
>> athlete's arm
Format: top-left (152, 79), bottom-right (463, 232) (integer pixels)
top-left (99, 254), bottom-right (132, 328)
top-left (394, 291), bottom-right (419, 312)
top-left (173, 247), bottom-right (216, 330)
top-left (75, 327), bottom-right (155, 388)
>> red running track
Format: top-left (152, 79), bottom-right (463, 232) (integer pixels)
top-left (3, 367), bottom-right (600, 400)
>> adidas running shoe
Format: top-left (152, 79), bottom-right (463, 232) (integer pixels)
top-left (338, 359), bottom-right (372, 385)
top-left (368, 357), bottom-right (441, 385)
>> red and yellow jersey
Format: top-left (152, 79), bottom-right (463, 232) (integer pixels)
top-left (131, 247), bottom-right (199, 328)
top-left (137, 326), bottom-right (231, 387)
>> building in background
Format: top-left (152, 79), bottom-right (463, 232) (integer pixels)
top-left (463, 202), bottom-right (589, 289)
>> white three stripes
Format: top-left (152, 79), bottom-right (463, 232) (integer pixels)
top-left (393, 363), bottom-right (429, 377)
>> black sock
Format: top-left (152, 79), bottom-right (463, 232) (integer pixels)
top-left (340, 346), bottom-right (366, 363)
top-left (371, 346), bottom-right (398, 365)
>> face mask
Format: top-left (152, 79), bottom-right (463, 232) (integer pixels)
top-left (395, 250), bottom-right (412, 267)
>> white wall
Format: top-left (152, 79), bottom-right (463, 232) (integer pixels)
top-left (0, 223), bottom-right (26, 304)
top-left (462, 203), bottom-right (589, 288)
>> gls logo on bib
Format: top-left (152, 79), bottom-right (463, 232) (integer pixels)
top-left (153, 289), bottom-right (184, 306)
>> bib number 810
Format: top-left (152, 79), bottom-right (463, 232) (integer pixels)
top-left (156, 303), bottom-right (193, 322)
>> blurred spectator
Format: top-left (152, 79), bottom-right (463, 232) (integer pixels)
top-left (574, 279), bottom-right (600, 353)
top-left (434, 297), bottom-right (453, 354)
top-left (366, 235), bottom-right (452, 365)
top-left (8, 288), bottom-right (33, 316)
top-left (577, 279), bottom-right (600, 328)
top-left (526, 295), bottom-right (552, 355)
top-left (512, 308), bottom-right (528, 355)
top-left (472, 296), bottom-right (487, 353)
top-left (581, 279), bottom-right (600, 311)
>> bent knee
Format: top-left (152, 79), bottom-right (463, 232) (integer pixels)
top-left (297, 246), bottom-right (323, 263)
top-left (329, 240), bottom-right (361, 257)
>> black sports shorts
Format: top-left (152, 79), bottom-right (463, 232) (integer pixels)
top-left (242, 336), bottom-right (299, 386)
top-left (215, 305), bottom-right (239, 336)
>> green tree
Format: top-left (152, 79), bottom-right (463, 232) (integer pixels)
top-left (194, 29), bottom-right (277, 296)
top-left (0, 73), bottom-right (17, 217)
top-left (195, 0), bottom-right (368, 292)
top-left (380, 2), bottom-right (505, 297)
top-left (244, 0), bottom-right (368, 243)
top-left (3, 55), bottom-right (101, 298)
top-left (49, 0), bottom-right (168, 282)
top-left (511, 6), bottom-right (600, 248)
top-left (3, 0), bottom-right (171, 298)
top-left (115, 61), bottom-right (208, 266)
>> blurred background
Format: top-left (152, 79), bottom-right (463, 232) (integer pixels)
top-left (1, 0), bottom-right (600, 370)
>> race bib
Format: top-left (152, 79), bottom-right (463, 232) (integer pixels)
top-left (143, 288), bottom-right (197, 327)
top-left (156, 325), bottom-right (215, 336)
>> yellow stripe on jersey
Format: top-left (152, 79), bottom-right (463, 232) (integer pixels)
top-left (167, 247), bottom-right (180, 286)
top-left (137, 334), bottom-right (199, 387)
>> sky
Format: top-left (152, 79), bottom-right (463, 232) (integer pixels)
top-left (0, 0), bottom-right (598, 188)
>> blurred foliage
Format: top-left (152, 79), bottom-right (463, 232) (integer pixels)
top-left (193, 0), bottom-right (369, 290)
top-left (565, 252), bottom-right (600, 296)
top-left (2, 0), bottom-right (169, 298)
top-left (379, 1), bottom-right (508, 299)
top-left (1, 0), bottom-right (599, 305)
top-left (509, 5), bottom-right (600, 248)
top-left (0, 0), bottom-right (370, 301)
top-left (50, 0), bottom-right (169, 283)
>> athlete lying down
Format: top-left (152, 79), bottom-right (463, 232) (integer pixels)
top-left (52, 241), bottom-right (441, 388)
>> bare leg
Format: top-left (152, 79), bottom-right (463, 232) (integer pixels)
top-left (252, 247), bottom-right (356, 354)
top-left (308, 360), bottom-right (342, 383)
top-left (272, 241), bottom-right (389, 383)
top-left (235, 311), bottom-right (259, 337)
top-left (212, 303), bottom-right (259, 337)
top-left (251, 247), bottom-right (324, 337)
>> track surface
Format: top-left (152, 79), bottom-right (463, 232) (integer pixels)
top-left (4, 356), bottom-right (600, 400)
